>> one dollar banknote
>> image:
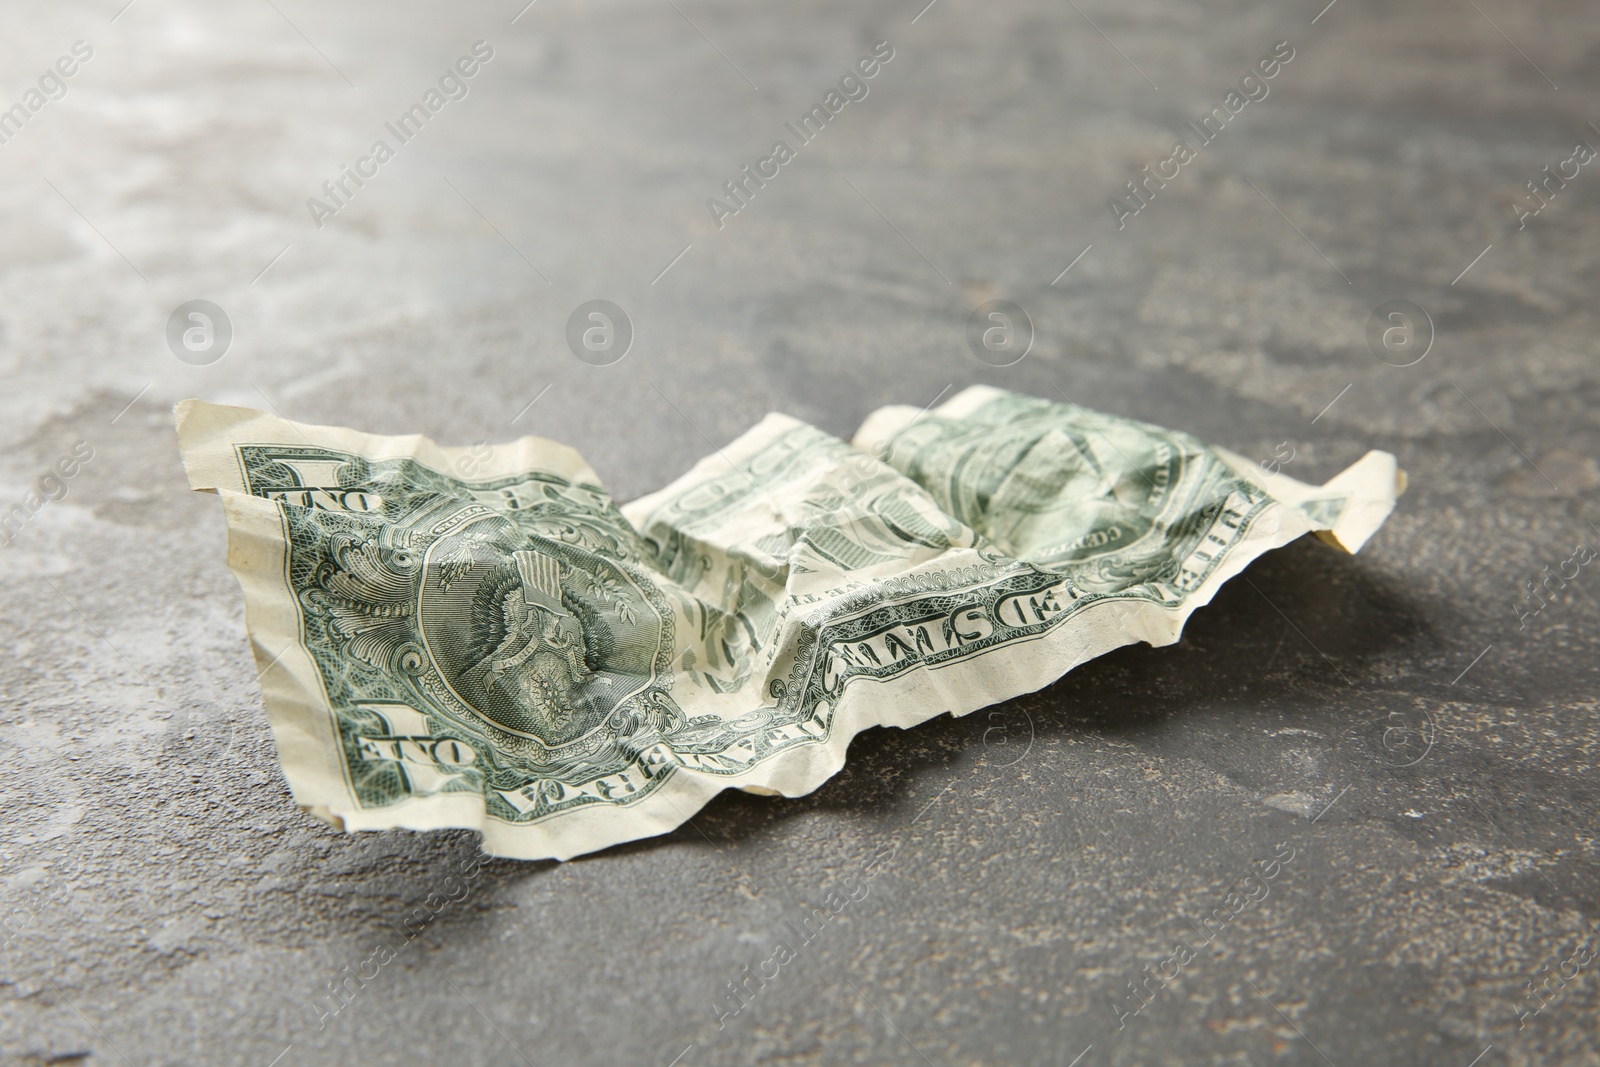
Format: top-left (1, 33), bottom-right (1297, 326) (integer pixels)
top-left (175, 387), bottom-right (1402, 859)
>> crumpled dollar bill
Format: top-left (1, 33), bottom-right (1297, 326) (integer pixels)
top-left (175, 387), bottom-right (1402, 859)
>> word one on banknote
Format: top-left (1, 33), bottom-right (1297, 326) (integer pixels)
top-left (176, 387), bottom-right (1402, 860)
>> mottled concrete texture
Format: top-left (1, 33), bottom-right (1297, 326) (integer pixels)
top-left (1, 0), bottom-right (1597, 1064)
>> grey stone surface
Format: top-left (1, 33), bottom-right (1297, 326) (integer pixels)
top-left (1, 0), bottom-right (1597, 1064)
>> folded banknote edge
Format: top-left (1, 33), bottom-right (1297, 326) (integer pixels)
top-left (173, 398), bottom-right (605, 493)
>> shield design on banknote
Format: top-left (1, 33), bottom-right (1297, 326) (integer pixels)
top-left (416, 515), bottom-right (671, 750)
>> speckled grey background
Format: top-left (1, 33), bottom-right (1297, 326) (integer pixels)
top-left (2, 0), bottom-right (1597, 1064)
